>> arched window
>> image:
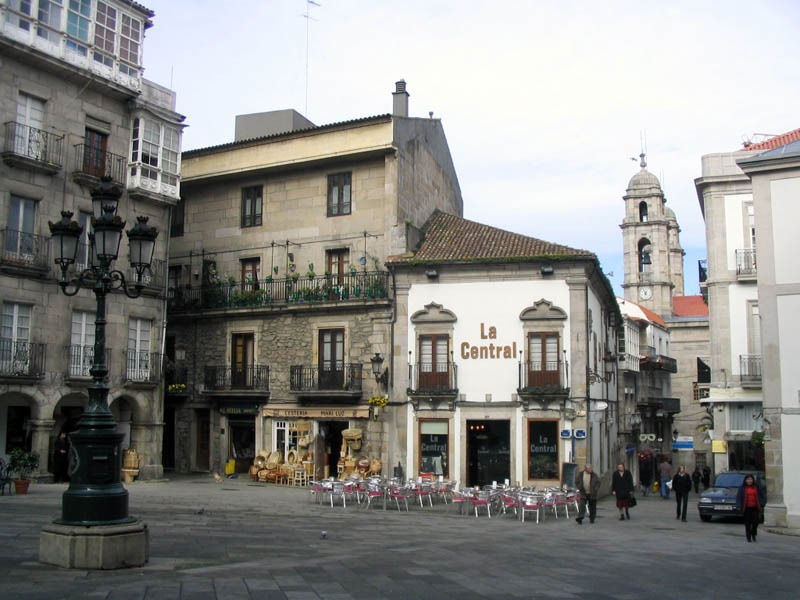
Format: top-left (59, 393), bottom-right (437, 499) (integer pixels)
top-left (638, 238), bottom-right (652, 273)
top-left (639, 201), bottom-right (648, 222)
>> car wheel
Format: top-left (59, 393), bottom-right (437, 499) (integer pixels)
top-left (700, 514), bottom-right (712, 522)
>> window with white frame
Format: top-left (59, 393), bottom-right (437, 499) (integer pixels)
top-left (273, 421), bottom-right (298, 456)
top-left (36, 0), bottom-right (64, 43)
top-left (127, 317), bottom-right (152, 381)
top-left (16, 92), bottom-right (45, 159)
top-left (5, 196), bottom-right (36, 261)
top-left (729, 403), bottom-right (763, 432)
top-left (130, 118), bottom-right (180, 187)
top-left (66, 0), bottom-right (92, 55)
top-left (1, 303), bottom-right (32, 374)
top-left (93, 1), bottom-right (116, 67)
top-left (70, 311), bottom-right (95, 377)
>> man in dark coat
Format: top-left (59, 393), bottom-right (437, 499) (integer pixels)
top-left (611, 462), bottom-right (635, 520)
top-left (53, 431), bottom-right (69, 483)
top-left (574, 464), bottom-right (601, 524)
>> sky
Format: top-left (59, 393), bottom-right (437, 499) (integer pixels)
top-left (140, 0), bottom-right (800, 297)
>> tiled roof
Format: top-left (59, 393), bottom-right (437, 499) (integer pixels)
top-left (618, 298), bottom-right (666, 328)
top-left (672, 295), bottom-right (709, 317)
top-left (390, 210), bottom-right (595, 264)
top-left (739, 127), bottom-right (800, 152)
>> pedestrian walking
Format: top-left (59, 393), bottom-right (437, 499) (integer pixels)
top-left (574, 463), bottom-right (601, 524)
top-left (736, 474), bottom-right (765, 542)
top-left (659, 458), bottom-right (673, 499)
top-left (702, 466), bottom-right (711, 490)
top-left (672, 465), bottom-right (692, 522)
top-left (611, 462), bottom-right (634, 520)
top-left (691, 467), bottom-right (702, 494)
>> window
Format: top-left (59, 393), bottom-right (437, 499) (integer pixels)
top-left (274, 421), bottom-right (299, 456)
top-left (419, 420), bottom-right (449, 477)
top-left (75, 211), bottom-right (92, 270)
top-left (70, 311), bottom-right (95, 377)
top-left (241, 258), bottom-right (260, 290)
top-left (66, 0), bottom-right (91, 55)
top-left (93, 1), bottom-right (116, 67)
top-left (639, 201), bottom-right (648, 222)
top-left (326, 248), bottom-right (350, 279)
top-left (747, 302), bottom-right (761, 355)
top-left (638, 238), bottom-right (652, 273)
top-left (232, 333), bottom-right (254, 389)
top-left (419, 334), bottom-right (450, 389)
top-left (8, 0), bottom-right (34, 31)
top-left (729, 403), bottom-right (763, 432)
top-left (241, 186), bottom-right (263, 227)
top-left (327, 172), bottom-right (351, 216)
top-left (5, 196), bottom-right (36, 260)
top-left (36, 1), bottom-right (63, 43)
top-left (130, 118), bottom-right (180, 186)
top-left (528, 332), bottom-right (560, 386)
top-left (528, 420), bottom-right (559, 479)
top-left (118, 11), bottom-right (143, 73)
top-left (319, 329), bottom-right (344, 389)
top-left (127, 318), bottom-right (152, 380)
top-left (1, 303), bottom-right (32, 374)
top-left (83, 128), bottom-right (108, 177)
top-left (16, 93), bottom-right (45, 160)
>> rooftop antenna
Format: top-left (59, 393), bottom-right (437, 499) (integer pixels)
top-left (302, 1), bottom-right (321, 115)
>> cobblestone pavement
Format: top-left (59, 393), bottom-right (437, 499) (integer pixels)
top-left (1, 475), bottom-right (798, 599)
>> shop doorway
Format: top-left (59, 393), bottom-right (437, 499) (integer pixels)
top-left (195, 409), bottom-right (210, 472)
top-left (467, 419), bottom-right (510, 487)
top-left (318, 420), bottom-right (348, 479)
top-left (229, 417), bottom-right (255, 473)
top-left (162, 404), bottom-right (175, 471)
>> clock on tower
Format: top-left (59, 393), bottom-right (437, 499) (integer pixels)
top-left (639, 286), bottom-right (653, 300)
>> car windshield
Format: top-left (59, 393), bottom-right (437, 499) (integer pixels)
top-left (714, 473), bottom-right (746, 488)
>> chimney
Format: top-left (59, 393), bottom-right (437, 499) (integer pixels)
top-left (392, 79), bottom-right (409, 117)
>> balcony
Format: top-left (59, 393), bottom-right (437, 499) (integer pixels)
top-left (0, 339), bottom-right (46, 381)
top-left (638, 396), bottom-right (681, 414)
top-left (289, 364), bottom-right (363, 400)
top-left (128, 164), bottom-right (181, 203)
top-left (2, 122), bottom-right (64, 174)
top-left (740, 354), bottom-right (762, 388)
top-left (203, 365), bottom-right (270, 394)
top-left (71, 144), bottom-right (127, 188)
top-left (0, 228), bottom-right (51, 275)
top-left (640, 347), bottom-right (678, 373)
top-left (123, 351), bottom-right (163, 386)
top-left (167, 271), bottom-right (390, 312)
top-left (735, 249), bottom-right (757, 280)
top-left (164, 359), bottom-right (189, 388)
top-left (127, 258), bottom-right (166, 293)
top-left (65, 345), bottom-right (108, 380)
top-left (517, 360), bottom-right (568, 393)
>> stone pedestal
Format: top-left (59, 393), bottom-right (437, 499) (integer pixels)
top-left (40, 520), bottom-right (148, 569)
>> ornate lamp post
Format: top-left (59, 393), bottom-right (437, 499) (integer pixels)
top-left (41, 177), bottom-right (156, 568)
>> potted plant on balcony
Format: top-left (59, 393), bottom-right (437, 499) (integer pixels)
top-left (8, 447), bottom-right (39, 494)
top-left (368, 395), bottom-right (389, 420)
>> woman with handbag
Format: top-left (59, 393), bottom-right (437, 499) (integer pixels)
top-left (611, 462), bottom-right (635, 520)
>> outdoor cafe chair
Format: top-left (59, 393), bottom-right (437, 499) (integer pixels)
top-left (472, 490), bottom-right (494, 518)
top-left (309, 479), bottom-right (329, 504)
top-left (552, 492), bottom-right (570, 518)
top-left (329, 480), bottom-right (355, 508)
top-left (388, 484), bottom-right (412, 512)
top-left (519, 493), bottom-right (543, 523)
top-left (452, 488), bottom-right (472, 515)
top-left (413, 482), bottom-right (434, 507)
top-left (501, 492), bottom-right (520, 517)
top-left (363, 481), bottom-right (385, 510)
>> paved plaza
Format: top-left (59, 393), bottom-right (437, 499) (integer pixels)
top-left (1, 475), bottom-right (798, 599)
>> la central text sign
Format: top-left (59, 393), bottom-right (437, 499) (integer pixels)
top-left (460, 323), bottom-right (518, 360)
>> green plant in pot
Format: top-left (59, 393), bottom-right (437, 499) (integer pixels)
top-left (8, 447), bottom-right (39, 494)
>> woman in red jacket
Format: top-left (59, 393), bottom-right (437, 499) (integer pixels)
top-left (736, 474), bottom-right (766, 542)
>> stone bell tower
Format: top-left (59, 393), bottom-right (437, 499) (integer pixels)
top-left (620, 153), bottom-right (684, 316)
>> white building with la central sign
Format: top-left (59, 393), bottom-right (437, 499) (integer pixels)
top-left (388, 211), bottom-right (620, 488)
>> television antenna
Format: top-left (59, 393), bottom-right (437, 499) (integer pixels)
top-left (302, 1), bottom-right (322, 115)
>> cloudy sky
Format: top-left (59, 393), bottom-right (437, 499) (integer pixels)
top-left (140, 0), bottom-right (799, 296)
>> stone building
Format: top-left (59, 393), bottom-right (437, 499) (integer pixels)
top-left (0, 1), bottom-right (184, 479)
top-left (165, 82), bottom-right (463, 477)
top-left (388, 211), bottom-right (620, 488)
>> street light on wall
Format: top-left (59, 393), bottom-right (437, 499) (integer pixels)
top-left (42, 177), bottom-right (156, 567)
top-left (370, 352), bottom-right (389, 389)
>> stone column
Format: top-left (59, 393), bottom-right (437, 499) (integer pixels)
top-left (29, 419), bottom-right (56, 479)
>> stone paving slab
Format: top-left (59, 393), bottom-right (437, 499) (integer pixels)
top-left (1, 476), bottom-right (798, 599)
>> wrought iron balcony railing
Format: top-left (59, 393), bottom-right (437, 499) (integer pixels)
top-left (2, 122), bottom-right (64, 170)
top-left (66, 344), bottom-right (108, 378)
top-left (0, 339), bottom-right (46, 378)
top-left (127, 258), bottom-right (166, 291)
top-left (518, 360), bottom-right (567, 390)
top-left (164, 359), bottom-right (188, 388)
top-left (71, 144), bottom-right (127, 184)
top-left (289, 363), bottom-right (363, 392)
top-left (740, 354), bottom-right (762, 385)
top-left (123, 351), bottom-right (163, 384)
top-left (204, 365), bottom-right (270, 391)
top-left (0, 228), bottom-right (50, 270)
top-left (168, 271), bottom-right (390, 312)
top-left (735, 249), bottom-right (757, 278)
top-left (407, 362), bottom-right (458, 394)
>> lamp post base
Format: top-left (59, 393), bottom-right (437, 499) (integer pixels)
top-left (40, 520), bottom-right (148, 569)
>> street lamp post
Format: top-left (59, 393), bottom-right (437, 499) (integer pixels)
top-left (40, 177), bottom-right (157, 569)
